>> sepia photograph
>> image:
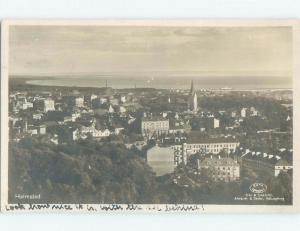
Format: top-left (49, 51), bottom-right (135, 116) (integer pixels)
top-left (1, 20), bottom-right (299, 213)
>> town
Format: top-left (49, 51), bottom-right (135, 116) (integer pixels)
top-left (9, 78), bottom-right (293, 203)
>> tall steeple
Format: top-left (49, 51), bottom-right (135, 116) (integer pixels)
top-left (190, 80), bottom-right (194, 94)
top-left (188, 80), bottom-right (198, 112)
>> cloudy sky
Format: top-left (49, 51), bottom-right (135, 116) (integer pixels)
top-left (9, 25), bottom-right (292, 80)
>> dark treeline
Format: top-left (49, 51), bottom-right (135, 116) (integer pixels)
top-left (9, 137), bottom-right (292, 205)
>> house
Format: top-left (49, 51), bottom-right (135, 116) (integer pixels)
top-left (72, 120), bottom-right (110, 140)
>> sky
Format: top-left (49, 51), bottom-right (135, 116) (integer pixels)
top-left (9, 25), bottom-right (293, 82)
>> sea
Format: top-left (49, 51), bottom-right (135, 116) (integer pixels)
top-left (24, 75), bottom-right (292, 90)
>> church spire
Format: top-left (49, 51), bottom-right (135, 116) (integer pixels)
top-left (190, 80), bottom-right (194, 94)
top-left (188, 80), bottom-right (198, 112)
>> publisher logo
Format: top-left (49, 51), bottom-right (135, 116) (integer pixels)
top-left (249, 183), bottom-right (267, 194)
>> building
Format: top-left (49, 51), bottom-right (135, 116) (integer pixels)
top-left (34, 98), bottom-right (55, 112)
top-left (231, 111), bottom-right (237, 118)
top-left (198, 156), bottom-right (240, 182)
top-left (275, 159), bottom-right (293, 176)
top-left (63, 96), bottom-right (84, 108)
top-left (116, 105), bottom-right (126, 114)
top-left (169, 124), bottom-right (189, 134)
top-left (249, 107), bottom-right (259, 116)
top-left (16, 98), bottom-right (33, 110)
top-left (187, 80), bottom-right (198, 112)
top-left (141, 117), bottom-right (169, 137)
top-left (37, 125), bottom-right (46, 135)
top-left (72, 120), bottom-right (110, 140)
top-left (23, 121), bottom-right (46, 136)
top-left (44, 98), bottom-right (55, 112)
top-left (99, 97), bottom-right (108, 104)
top-left (75, 96), bottom-right (84, 107)
top-left (108, 105), bottom-right (115, 113)
top-left (240, 108), bottom-right (248, 117)
top-left (120, 95), bottom-right (126, 103)
top-left (147, 145), bottom-right (175, 176)
top-left (73, 127), bottom-right (110, 140)
top-left (109, 98), bottom-right (119, 106)
top-left (191, 117), bottom-right (220, 131)
top-left (183, 135), bottom-right (240, 156)
top-left (172, 134), bottom-right (240, 164)
top-left (33, 113), bottom-right (43, 120)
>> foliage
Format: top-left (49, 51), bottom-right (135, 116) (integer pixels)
top-left (9, 136), bottom-right (292, 205)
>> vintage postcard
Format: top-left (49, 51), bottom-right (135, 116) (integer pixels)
top-left (1, 20), bottom-right (299, 213)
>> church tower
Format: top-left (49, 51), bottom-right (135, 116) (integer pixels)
top-left (188, 80), bottom-right (198, 112)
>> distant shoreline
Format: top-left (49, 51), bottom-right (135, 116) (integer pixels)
top-left (9, 76), bottom-right (293, 92)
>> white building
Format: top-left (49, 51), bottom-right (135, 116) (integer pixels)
top-left (44, 98), bottom-right (55, 112)
top-left (183, 137), bottom-right (239, 155)
top-left (99, 97), bottom-right (108, 104)
top-left (180, 136), bottom-right (240, 164)
top-left (75, 97), bottom-right (84, 107)
top-left (214, 118), bottom-right (220, 128)
top-left (120, 95), bottom-right (126, 103)
top-left (33, 113), bottom-right (43, 120)
top-left (250, 107), bottom-right (259, 116)
top-left (38, 125), bottom-right (46, 135)
top-left (274, 160), bottom-right (293, 176)
top-left (108, 105), bottom-right (115, 113)
top-left (241, 108), bottom-right (247, 118)
top-left (141, 117), bottom-right (169, 137)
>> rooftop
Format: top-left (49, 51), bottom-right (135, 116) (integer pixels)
top-left (200, 157), bottom-right (239, 167)
top-left (141, 117), bottom-right (169, 122)
top-left (241, 150), bottom-right (292, 166)
top-left (186, 133), bottom-right (238, 144)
